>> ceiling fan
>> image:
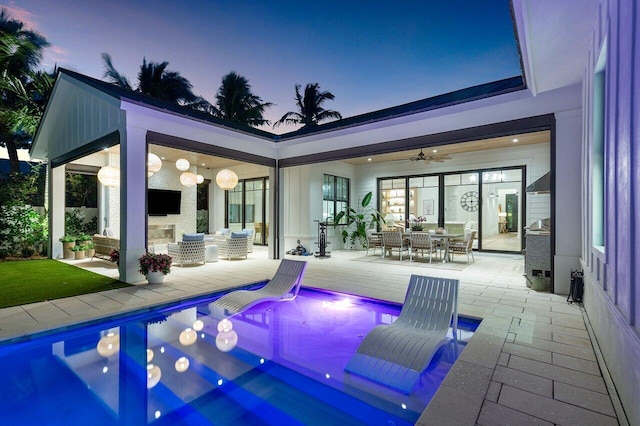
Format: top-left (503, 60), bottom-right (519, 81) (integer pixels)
top-left (409, 148), bottom-right (452, 163)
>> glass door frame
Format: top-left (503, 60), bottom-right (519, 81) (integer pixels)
top-left (224, 176), bottom-right (269, 245)
top-left (377, 165), bottom-right (526, 254)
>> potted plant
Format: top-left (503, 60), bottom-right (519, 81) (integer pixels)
top-left (71, 244), bottom-right (86, 260)
top-left (77, 234), bottom-right (93, 245)
top-left (410, 216), bottom-right (427, 231)
top-left (334, 192), bottom-right (384, 250)
top-left (85, 242), bottom-right (95, 258)
top-left (59, 235), bottom-right (76, 259)
top-left (139, 252), bottom-right (172, 284)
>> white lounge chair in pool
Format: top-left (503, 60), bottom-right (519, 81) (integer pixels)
top-left (211, 259), bottom-right (307, 315)
top-left (345, 274), bottom-right (459, 394)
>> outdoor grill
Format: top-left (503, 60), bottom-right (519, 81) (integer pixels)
top-left (524, 218), bottom-right (551, 288)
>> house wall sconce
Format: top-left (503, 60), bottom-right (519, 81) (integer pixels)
top-left (97, 166), bottom-right (120, 187)
top-left (176, 158), bottom-right (190, 171)
top-left (180, 171), bottom-right (198, 187)
top-left (216, 169), bottom-right (238, 190)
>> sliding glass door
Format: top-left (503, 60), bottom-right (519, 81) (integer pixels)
top-left (480, 168), bottom-right (523, 252)
top-left (225, 177), bottom-right (269, 245)
top-left (378, 166), bottom-right (524, 253)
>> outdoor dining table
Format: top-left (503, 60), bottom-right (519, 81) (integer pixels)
top-left (372, 231), bottom-right (464, 262)
top-left (427, 233), bottom-right (463, 262)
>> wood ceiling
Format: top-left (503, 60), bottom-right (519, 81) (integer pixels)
top-left (138, 130), bottom-right (549, 169)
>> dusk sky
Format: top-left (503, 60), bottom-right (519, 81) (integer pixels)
top-left (3, 0), bottom-right (521, 134)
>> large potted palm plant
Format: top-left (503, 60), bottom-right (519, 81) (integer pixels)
top-left (334, 192), bottom-right (384, 250)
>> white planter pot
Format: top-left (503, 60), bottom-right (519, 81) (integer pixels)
top-left (146, 271), bottom-right (165, 284)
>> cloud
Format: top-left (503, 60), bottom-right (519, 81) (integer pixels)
top-left (43, 45), bottom-right (70, 67)
top-left (1, 3), bottom-right (41, 31)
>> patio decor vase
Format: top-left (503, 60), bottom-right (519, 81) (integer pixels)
top-left (63, 242), bottom-right (75, 259)
top-left (146, 271), bottom-right (164, 284)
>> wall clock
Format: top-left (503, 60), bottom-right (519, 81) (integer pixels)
top-left (460, 191), bottom-right (480, 212)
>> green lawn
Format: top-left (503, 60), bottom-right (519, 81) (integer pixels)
top-left (0, 259), bottom-right (131, 309)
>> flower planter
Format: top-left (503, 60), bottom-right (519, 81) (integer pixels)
top-left (146, 271), bottom-right (164, 284)
top-left (74, 250), bottom-right (86, 260)
top-left (63, 242), bottom-right (75, 259)
top-left (86, 248), bottom-right (95, 258)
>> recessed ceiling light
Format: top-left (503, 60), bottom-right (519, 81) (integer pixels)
top-left (367, 158), bottom-right (372, 162)
top-left (432, 149), bottom-right (438, 153)
top-left (201, 163), bottom-right (205, 166)
top-left (103, 148), bottom-right (109, 152)
top-left (161, 157), bottom-right (166, 160)
top-left (512, 138), bottom-right (519, 143)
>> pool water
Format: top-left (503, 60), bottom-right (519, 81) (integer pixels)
top-left (0, 286), bottom-right (478, 425)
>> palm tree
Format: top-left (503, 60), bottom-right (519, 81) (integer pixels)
top-left (0, 9), bottom-right (50, 174)
top-left (101, 53), bottom-right (200, 106)
top-left (274, 83), bottom-right (342, 129)
top-left (211, 72), bottom-right (272, 127)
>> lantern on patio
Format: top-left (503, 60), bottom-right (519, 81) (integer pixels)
top-left (180, 171), bottom-right (198, 187)
top-left (97, 166), bottom-right (120, 188)
top-left (175, 158), bottom-right (190, 171)
top-left (216, 169), bottom-right (238, 190)
top-left (147, 153), bottom-right (162, 176)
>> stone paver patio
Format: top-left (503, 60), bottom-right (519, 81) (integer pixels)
top-left (0, 248), bottom-right (627, 425)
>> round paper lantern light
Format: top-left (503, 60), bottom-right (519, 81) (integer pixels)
top-left (179, 328), bottom-right (197, 346)
top-left (147, 153), bottom-right (162, 175)
top-left (217, 318), bottom-right (233, 333)
top-left (147, 364), bottom-right (162, 388)
top-left (97, 332), bottom-right (120, 357)
top-left (175, 158), bottom-right (190, 171)
top-left (193, 319), bottom-right (204, 331)
top-left (196, 174), bottom-right (204, 184)
top-left (215, 330), bottom-right (238, 352)
top-left (97, 166), bottom-right (120, 188)
top-left (174, 356), bottom-right (190, 373)
top-left (180, 171), bottom-right (198, 187)
top-left (216, 169), bottom-right (238, 190)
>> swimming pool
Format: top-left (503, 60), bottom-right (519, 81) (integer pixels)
top-left (0, 285), bottom-right (478, 425)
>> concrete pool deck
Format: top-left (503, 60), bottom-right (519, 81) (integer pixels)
top-left (0, 248), bottom-right (627, 425)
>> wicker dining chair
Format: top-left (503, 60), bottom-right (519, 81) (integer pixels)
top-left (366, 229), bottom-right (383, 256)
top-left (382, 231), bottom-right (410, 260)
top-left (409, 232), bottom-right (438, 263)
top-left (449, 230), bottom-right (477, 263)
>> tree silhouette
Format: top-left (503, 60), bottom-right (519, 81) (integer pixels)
top-left (274, 83), bottom-right (341, 129)
top-left (0, 9), bottom-right (50, 174)
top-left (102, 53), bottom-right (201, 106)
top-left (211, 72), bottom-right (272, 127)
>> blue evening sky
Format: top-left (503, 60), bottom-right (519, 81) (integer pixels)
top-left (3, 0), bottom-right (521, 133)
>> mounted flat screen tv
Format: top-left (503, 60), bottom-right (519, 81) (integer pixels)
top-left (148, 189), bottom-right (181, 216)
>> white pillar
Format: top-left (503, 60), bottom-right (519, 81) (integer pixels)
top-left (49, 163), bottom-right (66, 259)
top-left (554, 109), bottom-right (583, 294)
top-left (119, 126), bottom-right (147, 283)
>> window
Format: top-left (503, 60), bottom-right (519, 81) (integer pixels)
top-left (323, 174), bottom-right (350, 224)
top-left (592, 41), bottom-right (606, 251)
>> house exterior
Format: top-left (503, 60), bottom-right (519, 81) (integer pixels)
top-left (29, 0), bottom-right (639, 423)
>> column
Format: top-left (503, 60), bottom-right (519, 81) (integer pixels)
top-left (119, 126), bottom-right (147, 283)
top-left (49, 163), bottom-right (66, 259)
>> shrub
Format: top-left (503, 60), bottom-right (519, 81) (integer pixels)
top-left (0, 205), bottom-right (48, 257)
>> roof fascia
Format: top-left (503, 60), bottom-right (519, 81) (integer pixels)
top-left (512, 0), bottom-right (538, 96)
